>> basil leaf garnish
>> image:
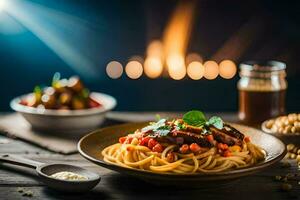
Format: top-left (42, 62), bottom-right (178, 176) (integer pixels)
top-left (183, 110), bottom-right (206, 127)
top-left (208, 116), bottom-right (223, 129)
top-left (183, 110), bottom-right (224, 130)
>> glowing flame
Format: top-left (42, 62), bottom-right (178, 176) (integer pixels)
top-left (204, 60), bottom-right (219, 80)
top-left (163, 1), bottom-right (196, 80)
top-left (219, 60), bottom-right (237, 79)
top-left (105, 1), bottom-right (237, 81)
top-left (147, 40), bottom-right (164, 59)
top-left (144, 40), bottom-right (164, 78)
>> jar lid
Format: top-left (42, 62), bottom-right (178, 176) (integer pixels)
top-left (240, 60), bottom-right (286, 78)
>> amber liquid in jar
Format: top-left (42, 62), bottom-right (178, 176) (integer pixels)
top-left (238, 61), bottom-right (287, 126)
top-left (239, 89), bottom-right (286, 125)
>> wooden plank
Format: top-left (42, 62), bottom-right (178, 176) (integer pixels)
top-left (0, 174), bottom-right (297, 200)
top-left (0, 112), bottom-right (299, 200)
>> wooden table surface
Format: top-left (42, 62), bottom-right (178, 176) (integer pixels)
top-left (0, 112), bottom-right (299, 200)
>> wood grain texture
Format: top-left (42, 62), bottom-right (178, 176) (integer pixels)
top-left (0, 113), bottom-right (299, 200)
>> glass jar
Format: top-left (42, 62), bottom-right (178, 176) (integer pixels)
top-left (238, 61), bottom-right (287, 126)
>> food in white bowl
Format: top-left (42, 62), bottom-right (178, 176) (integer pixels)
top-left (10, 73), bottom-right (117, 133)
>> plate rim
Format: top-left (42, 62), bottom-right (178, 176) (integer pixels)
top-left (78, 122), bottom-right (287, 178)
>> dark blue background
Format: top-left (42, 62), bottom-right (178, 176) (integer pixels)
top-left (0, 0), bottom-right (299, 112)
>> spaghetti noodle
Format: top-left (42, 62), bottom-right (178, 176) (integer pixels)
top-left (102, 111), bottom-right (265, 174)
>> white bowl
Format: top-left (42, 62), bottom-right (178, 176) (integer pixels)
top-left (10, 92), bottom-right (117, 133)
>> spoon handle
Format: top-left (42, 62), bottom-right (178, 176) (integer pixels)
top-left (0, 154), bottom-right (44, 169)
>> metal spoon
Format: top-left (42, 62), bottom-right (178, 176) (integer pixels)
top-left (0, 154), bottom-right (101, 192)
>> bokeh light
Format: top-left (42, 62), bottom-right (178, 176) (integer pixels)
top-left (187, 61), bottom-right (205, 80)
top-left (219, 60), bottom-right (237, 79)
top-left (166, 55), bottom-right (186, 80)
top-left (186, 53), bottom-right (203, 65)
top-left (125, 61), bottom-right (143, 79)
top-left (204, 60), bottom-right (219, 80)
top-left (168, 66), bottom-right (186, 80)
top-left (106, 61), bottom-right (123, 79)
top-left (144, 57), bottom-right (163, 79)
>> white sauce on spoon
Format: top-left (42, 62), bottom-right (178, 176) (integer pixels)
top-left (50, 171), bottom-right (88, 181)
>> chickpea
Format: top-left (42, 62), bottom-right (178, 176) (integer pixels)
top-left (285, 126), bottom-right (292, 133)
top-left (283, 129), bottom-right (288, 134)
top-left (288, 114), bottom-right (297, 122)
top-left (284, 119), bottom-right (290, 126)
top-left (285, 152), bottom-right (291, 159)
top-left (296, 155), bottom-right (300, 162)
top-left (271, 126), bottom-right (278, 133)
top-left (297, 149), bottom-right (300, 155)
top-left (275, 119), bottom-right (282, 127)
top-left (293, 113), bottom-right (298, 120)
top-left (268, 113), bottom-right (300, 135)
top-left (288, 116), bottom-right (294, 124)
top-left (266, 120), bottom-right (274, 129)
top-left (280, 117), bottom-right (286, 125)
top-left (292, 147), bottom-right (299, 154)
top-left (287, 144), bottom-right (295, 151)
top-left (290, 153), bottom-right (296, 159)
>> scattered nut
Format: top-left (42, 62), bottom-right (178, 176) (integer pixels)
top-left (292, 147), bottom-right (298, 154)
top-left (290, 153), bottom-right (297, 159)
top-left (287, 144), bottom-right (295, 151)
top-left (281, 183), bottom-right (292, 191)
top-left (285, 152), bottom-right (292, 159)
top-left (282, 177), bottom-right (288, 182)
top-left (22, 190), bottom-right (33, 197)
top-left (275, 175), bottom-right (282, 181)
top-left (285, 173), bottom-right (294, 179)
top-left (17, 187), bottom-right (24, 193)
top-left (281, 161), bottom-right (291, 168)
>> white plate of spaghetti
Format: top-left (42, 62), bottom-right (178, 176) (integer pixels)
top-left (78, 110), bottom-right (286, 184)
